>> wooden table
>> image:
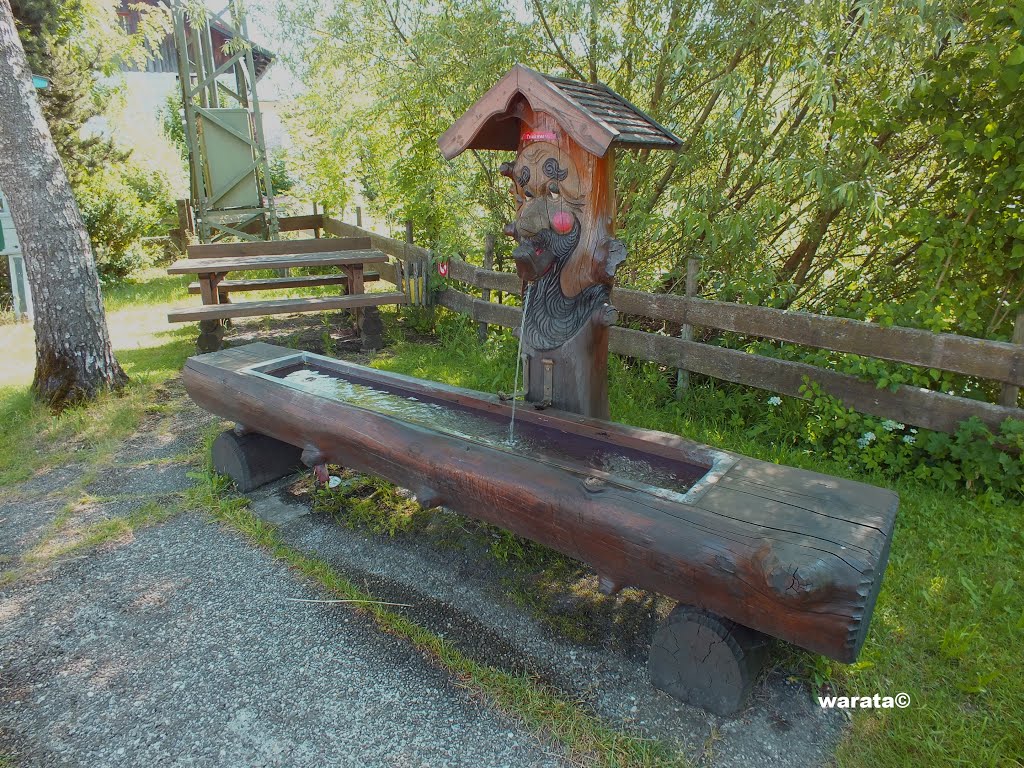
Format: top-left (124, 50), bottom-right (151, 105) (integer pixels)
top-left (166, 245), bottom-right (407, 350)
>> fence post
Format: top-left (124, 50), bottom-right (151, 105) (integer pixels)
top-left (1000, 309), bottom-right (1024, 407)
top-left (312, 201), bottom-right (320, 238)
top-left (675, 256), bottom-right (700, 396)
top-left (174, 199), bottom-right (194, 252)
top-left (404, 219), bottom-right (415, 306)
top-left (478, 234), bottom-right (494, 342)
top-left (356, 206), bottom-right (363, 228)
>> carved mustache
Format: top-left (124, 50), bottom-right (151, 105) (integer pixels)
top-left (512, 215), bottom-right (581, 283)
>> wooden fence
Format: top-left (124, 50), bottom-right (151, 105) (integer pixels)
top-left (318, 214), bottom-right (1022, 434)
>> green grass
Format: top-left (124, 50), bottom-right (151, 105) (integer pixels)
top-left (101, 270), bottom-right (192, 311)
top-left (0, 333), bottom-right (193, 489)
top-left (0, 265), bottom-right (196, 488)
top-left (371, 312), bottom-right (1024, 768)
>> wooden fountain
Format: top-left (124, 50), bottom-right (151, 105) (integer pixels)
top-left (184, 65), bottom-right (899, 716)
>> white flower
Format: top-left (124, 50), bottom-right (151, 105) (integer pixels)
top-left (881, 419), bottom-right (904, 432)
top-left (857, 432), bottom-right (876, 448)
top-left (767, 396), bottom-right (782, 407)
top-left (903, 435), bottom-right (916, 445)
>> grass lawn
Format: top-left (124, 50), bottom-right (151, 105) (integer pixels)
top-left (1, 273), bottom-right (1021, 767)
top-left (370, 313), bottom-right (1024, 768)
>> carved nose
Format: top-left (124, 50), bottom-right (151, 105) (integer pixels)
top-left (502, 221), bottom-right (517, 238)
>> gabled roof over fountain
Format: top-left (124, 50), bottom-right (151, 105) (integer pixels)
top-left (437, 64), bottom-right (682, 160)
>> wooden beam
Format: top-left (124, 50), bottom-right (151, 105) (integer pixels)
top-left (437, 287), bottom-right (1023, 433)
top-left (183, 342), bottom-right (898, 663)
top-left (446, 258), bottom-right (1024, 387)
top-left (1000, 309), bottom-right (1024, 406)
top-left (169, 250), bottom-right (388, 274)
top-left (168, 292), bottom-right (407, 322)
top-left (321, 217), bottom-right (431, 263)
top-left (187, 273), bottom-right (381, 294)
top-left (236, 214), bottom-right (325, 235)
top-left (186, 236), bottom-right (371, 259)
top-left (608, 327), bottom-right (1021, 435)
top-left (612, 289), bottom-right (1024, 387)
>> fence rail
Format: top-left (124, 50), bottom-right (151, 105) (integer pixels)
top-left (319, 215), bottom-right (1023, 434)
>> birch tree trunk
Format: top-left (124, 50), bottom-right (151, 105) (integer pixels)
top-left (0, 0), bottom-right (127, 407)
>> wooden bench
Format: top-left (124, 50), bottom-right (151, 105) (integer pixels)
top-left (184, 236), bottom-right (373, 259)
top-left (167, 237), bottom-right (407, 350)
top-left (167, 292), bottom-right (407, 322)
top-left (186, 272), bottom-right (381, 296)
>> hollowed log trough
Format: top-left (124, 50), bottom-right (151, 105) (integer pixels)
top-left (183, 342), bottom-right (898, 714)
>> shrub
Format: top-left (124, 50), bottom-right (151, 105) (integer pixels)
top-left (76, 163), bottom-right (176, 281)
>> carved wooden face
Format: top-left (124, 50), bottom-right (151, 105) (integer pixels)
top-left (507, 141), bottom-right (587, 282)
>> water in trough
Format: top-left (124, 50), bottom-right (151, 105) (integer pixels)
top-left (274, 364), bottom-right (703, 497)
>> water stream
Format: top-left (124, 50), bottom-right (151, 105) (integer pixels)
top-left (508, 286), bottom-right (532, 444)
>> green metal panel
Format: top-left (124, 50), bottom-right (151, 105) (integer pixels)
top-left (171, 0), bottom-right (279, 242)
top-left (198, 108), bottom-right (261, 209)
top-left (0, 187), bottom-right (13, 253)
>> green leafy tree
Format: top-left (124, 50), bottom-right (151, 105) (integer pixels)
top-left (890, 0), bottom-right (1024, 338)
top-left (12, 0), bottom-right (124, 183)
top-left (280, 0), bottom-right (1021, 342)
top-left (9, 0), bottom-right (173, 284)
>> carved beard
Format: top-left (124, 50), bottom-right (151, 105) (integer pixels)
top-left (521, 216), bottom-right (610, 351)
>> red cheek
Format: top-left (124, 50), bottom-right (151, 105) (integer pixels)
top-left (551, 211), bottom-right (573, 234)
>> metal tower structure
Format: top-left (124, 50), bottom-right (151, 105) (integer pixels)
top-left (171, 0), bottom-right (280, 243)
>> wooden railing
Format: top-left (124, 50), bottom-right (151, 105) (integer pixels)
top-left (322, 214), bottom-right (1022, 434)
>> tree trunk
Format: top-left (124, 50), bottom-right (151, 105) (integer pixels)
top-left (0, 0), bottom-right (127, 408)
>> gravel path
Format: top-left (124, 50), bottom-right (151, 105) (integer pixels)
top-left (0, 380), bottom-right (565, 767)
top-left (0, 515), bottom-right (562, 767)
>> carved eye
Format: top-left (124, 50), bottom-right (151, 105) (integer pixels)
top-left (542, 157), bottom-right (569, 181)
top-left (517, 166), bottom-right (530, 188)
top-left (548, 182), bottom-right (559, 200)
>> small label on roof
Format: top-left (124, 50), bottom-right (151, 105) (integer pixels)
top-left (522, 131), bottom-right (557, 144)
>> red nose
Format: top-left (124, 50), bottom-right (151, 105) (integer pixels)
top-left (551, 211), bottom-right (573, 235)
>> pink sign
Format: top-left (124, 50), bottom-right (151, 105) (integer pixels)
top-left (522, 131), bottom-right (557, 143)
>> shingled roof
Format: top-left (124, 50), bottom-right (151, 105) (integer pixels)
top-left (438, 64), bottom-right (681, 160)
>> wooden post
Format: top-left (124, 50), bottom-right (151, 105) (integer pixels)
top-left (394, 218), bottom-right (409, 311)
top-left (312, 201), bottom-right (320, 239)
top-left (356, 206), bottom-right (363, 228)
top-left (173, 199), bottom-right (195, 253)
top-left (405, 220), bottom-right (416, 306)
top-left (1000, 309), bottom-right (1024, 407)
top-left (676, 257), bottom-right (699, 397)
top-left (479, 234), bottom-right (494, 342)
top-left (177, 199), bottom-right (195, 237)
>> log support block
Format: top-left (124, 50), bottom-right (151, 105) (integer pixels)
top-left (211, 429), bottom-right (303, 492)
top-left (197, 319), bottom-right (224, 352)
top-left (359, 306), bottom-right (384, 351)
top-left (649, 604), bottom-right (770, 716)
